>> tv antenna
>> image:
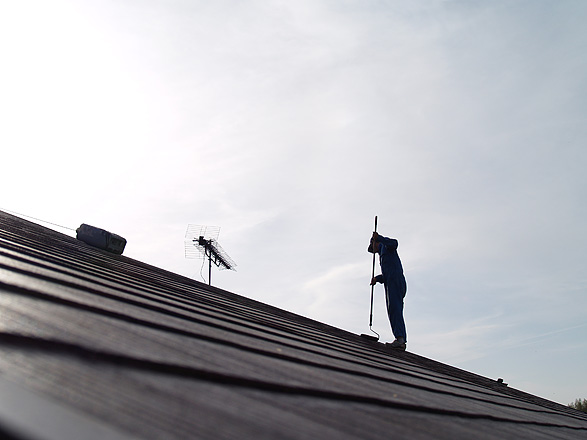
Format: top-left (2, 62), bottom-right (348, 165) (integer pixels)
top-left (184, 225), bottom-right (236, 286)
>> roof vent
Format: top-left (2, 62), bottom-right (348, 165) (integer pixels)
top-left (76, 224), bottom-right (127, 255)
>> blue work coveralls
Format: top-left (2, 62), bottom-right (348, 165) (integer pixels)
top-left (373, 235), bottom-right (407, 341)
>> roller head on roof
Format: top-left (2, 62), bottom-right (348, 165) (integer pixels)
top-left (76, 224), bottom-right (127, 255)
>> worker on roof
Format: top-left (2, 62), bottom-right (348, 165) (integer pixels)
top-left (368, 232), bottom-right (407, 350)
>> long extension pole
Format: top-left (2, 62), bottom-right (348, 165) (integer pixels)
top-left (369, 216), bottom-right (380, 339)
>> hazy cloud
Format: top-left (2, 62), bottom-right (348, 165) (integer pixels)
top-left (1, 0), bottom-right (586, 405)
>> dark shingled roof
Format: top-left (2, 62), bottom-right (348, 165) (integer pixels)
top-left (1, 210), bottom-right (586, 440)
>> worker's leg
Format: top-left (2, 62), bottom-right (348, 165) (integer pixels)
top-left (385, 276), bottom-right (407, 342)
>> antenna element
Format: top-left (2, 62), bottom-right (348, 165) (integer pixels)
top-left (184, 225), bottom-right (236, 285)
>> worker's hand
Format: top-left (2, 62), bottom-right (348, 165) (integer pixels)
top-left (370, 277), bottom-right (378, 286)
top-left (372, 231), bottom-right (379, 241)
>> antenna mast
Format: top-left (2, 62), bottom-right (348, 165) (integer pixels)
top-left (184, 225), bottom-right (236, 286)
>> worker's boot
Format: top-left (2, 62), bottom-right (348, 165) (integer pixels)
top-left (387, 337), bottom-right (406, 351)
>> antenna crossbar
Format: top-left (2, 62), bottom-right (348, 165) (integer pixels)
top-left (184, 225), bottom-right (236, 286)
top-left (196, 236), bottom-right (235, 271)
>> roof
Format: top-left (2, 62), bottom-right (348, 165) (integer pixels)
top-left (0, 210), bottom-right (586, 440)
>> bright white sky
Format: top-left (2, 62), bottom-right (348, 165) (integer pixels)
top-left (1, 0), bottom-right (586, 406)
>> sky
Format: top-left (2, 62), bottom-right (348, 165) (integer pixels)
top-left (1, 0), bottom-right (586, 406)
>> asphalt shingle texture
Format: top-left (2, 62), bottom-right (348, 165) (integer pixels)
top-left (0, 210), bottom-right (586, 439)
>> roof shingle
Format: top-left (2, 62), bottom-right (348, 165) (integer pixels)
top-left (1, 210), bottom-right (586, 439)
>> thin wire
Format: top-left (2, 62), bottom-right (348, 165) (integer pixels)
top-left (0, 207), bottom-right (76, 231)
top-left (199, 257), bottom-right (207, 283)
